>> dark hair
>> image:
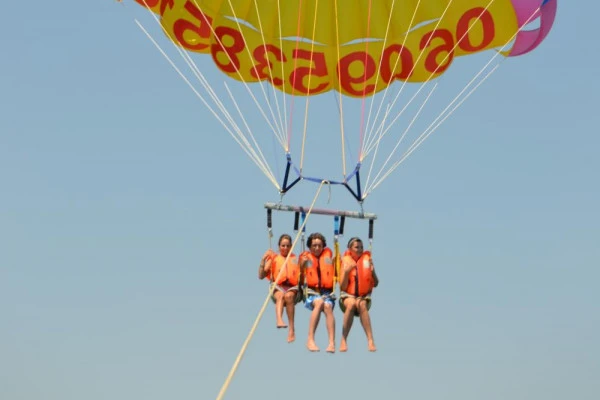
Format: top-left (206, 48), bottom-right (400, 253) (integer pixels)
top-left (278, 234), bottom-right (292, 245)
top-left (307, 232), bottom-right (327, 248)
top-left (347, 237), bottom-right (362, 248)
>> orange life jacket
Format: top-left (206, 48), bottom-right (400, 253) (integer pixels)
top-left (343, 250), bottom-right (374, 297)
top-left (303, 247), bottom-right (335, 290)
top-left (269, 253), bottom-right (300, 286)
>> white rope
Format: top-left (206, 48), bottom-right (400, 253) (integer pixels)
top-left (363, 0), bottom-right (419, 191)
top-left (134, 21), bottom-right (267, 171)
top-left (139, 21), bottom-right (280, 186)
top-left (167, 39), bottom-right (279, 183)
top-left (217, 0), bottom-right (287, 146)
top-left (223, 82), bottom-right (280, 187)
top-left (365, 82), bottom-right (439, 194)
top-left (362, 0), bottom-right (456, 157)
top-left (362, 0), bottom-right (499, 192)
top-left (333, 0), bottom-right (347, 177)
top-left (362, 0), bottom-right (416, 158)
top-left (135, 2), bottom-right (240, 133)
top-left (300, 0), bottom-right (322, 175)
top-left (189, 0), bottom-right (287, 149)
top-left (133, 1), bottom-right (290, 189)
top-left (365, 3), bottom-right (544, 195)
top-left (276, 0), bottom-right (290, 150)
top-left (251, 0), bottom-right (287, 139)
top-left (367, 64), bottom-right (500, 194)
top-left (215, 181), bottom-right (329, 400)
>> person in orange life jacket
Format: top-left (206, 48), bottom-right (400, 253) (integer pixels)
top-left (258, 234), bottom-right (303, 343)
top-left (338, 237), bottom-right (379, 352)
top-left (299, 232), bottom-right (337, 353)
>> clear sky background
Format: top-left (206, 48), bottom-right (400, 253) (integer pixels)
top-left (1, 2), bottom-right (598, 400)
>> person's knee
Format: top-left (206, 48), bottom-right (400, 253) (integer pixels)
top-left (312, 299), bottom-right (324, 310)
top-left (284, 291), bottom-right (296, 302)
top-left (357, 299), bottom-right (369, 312)
top-left (343, 299), bottom-right (357, 313)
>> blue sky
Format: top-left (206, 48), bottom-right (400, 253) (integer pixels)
top-left (1, 2), bottom-right (598, 400)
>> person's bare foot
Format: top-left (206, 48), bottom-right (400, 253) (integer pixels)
top-left (276, 320), bottom-right (287, 329)
top-left (368, 341), bottom-right (377, 352)
top-left (339, 340), bottom-right (348, 352)
top-left (287, 330), bottom-right (295, 343)
top-left (325, 343), bottom-right (335, 353)
top-left (306, 340), bottom-right (319, 352)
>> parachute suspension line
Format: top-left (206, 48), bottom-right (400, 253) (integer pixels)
top-left (357, 0), bottom-right (375, 162)
top-left (367, 0), bottom-right (458, 159)
top-left (215, 0), bottom-right (287, 146)
top-left (134, 16), bottom-right (244, 139)
top-left (362, 0), bottom-right (438, 155)
top-left (276, 0), bottom-right (290, 151)
top-left (333, 0), bottom-right (347, 177)
top-left (215, 182), bottom-right (330, 400)
top-left (133, 19), bottom-right (280, 190)
top-left (362, 0), bottom-right (454, 194)
top-left (363, 0), bottom-right (418, 187)
top-left (285, 0), bottom-right (307, 154)
top-left (183, 2), bottom-right (284, 149)
top-left (362, 0), bottom-right (402, 148)
top-left (331, 91), bottom-right (357, 169)
top-left (363, 0), bottom-right (503, 193)
top-left (366, 0), bottom-right (506, 158)
top-left (365, 2), bottom-right (545, 195)
top-left (300, 0), bottom-right (322, 173)
top-left (251, 0), bottom-right (287, 139)
top-left (362, 0), bottom-right (457, 156)
top-left (222, 82), bottom-right (279, 183)
top-left (138, 0), bottom-right (283, 185)
top-left (364, 0), bottom-right (500, 146)
top-left (364, 82), bottom-right (439, 194)
top-left (367, 64), bottom-right (502, 195)
top-left (218, 0), bottom-right (285, 142)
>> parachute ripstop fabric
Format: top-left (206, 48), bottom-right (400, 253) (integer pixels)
top-left (134, 0), bottom-right (557, 97)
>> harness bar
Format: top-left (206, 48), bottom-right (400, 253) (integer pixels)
top-left (264, 202), bottom-right (377, 220)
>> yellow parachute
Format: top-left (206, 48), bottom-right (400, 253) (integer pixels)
top-left (133, 0), bottom-right (556, 97)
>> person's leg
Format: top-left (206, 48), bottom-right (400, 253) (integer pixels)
top-left (357, 298), bottom-right (376, 352)
top-left (340, 297), bottom-right (357, 352)
top-left (273, 290), bottom-right (286, 328)
top-left (323, 302), bottom-right (336, 353)
top-left (283, 290), bottom-right (297, 342)
top-left (306, 298), bottom-right (324, 352)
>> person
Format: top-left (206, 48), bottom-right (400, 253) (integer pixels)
top-left (338, 237), bottom-right (379, 352)
top-left (299, 232), bottom-right (336, 353)
top-left (258, 234), bottom-right (302, 343)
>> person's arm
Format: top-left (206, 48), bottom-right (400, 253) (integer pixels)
top-left (298, 252), bottom-right (308, 286)
top-left (258, 250), bottom-right (273, 279)
top-left (339, 257), bottom-right (355, 292)
top-left (370, 257), bottom-right (379, 287)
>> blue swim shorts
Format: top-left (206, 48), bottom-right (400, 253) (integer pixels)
top-left (304, 289), bottom-right (336, 311)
